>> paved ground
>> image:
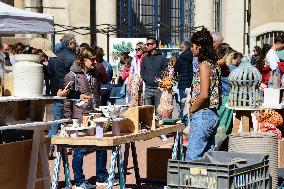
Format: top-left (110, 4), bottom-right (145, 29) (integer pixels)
top-left (49, 136), bottom-right (174, 189)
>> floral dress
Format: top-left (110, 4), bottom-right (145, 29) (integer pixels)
top-left (190, 60), bottom-right (221, 109)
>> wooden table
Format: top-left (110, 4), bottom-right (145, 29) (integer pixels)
top-left (51, 123), bottom-right (185, 189)
top-left (0, 96), bottom-right (69, 189)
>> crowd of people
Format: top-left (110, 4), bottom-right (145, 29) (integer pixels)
top-left (1, 27), bottom-right (284, 188)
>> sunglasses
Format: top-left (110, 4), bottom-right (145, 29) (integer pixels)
top-left (146, 43), bottom-right (154, 46)
top-left (135, 48), bottom-right (141, 52)
top-left (253, 49), bottom-right (256, 52)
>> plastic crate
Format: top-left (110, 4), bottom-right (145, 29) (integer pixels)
top-left (167, 151), bottom-right (270, 189)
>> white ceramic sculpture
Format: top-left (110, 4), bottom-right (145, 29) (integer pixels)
top-left (12, 54), bottom-right (43, 97)
top-left (98, 104), bottom-right (128, 119)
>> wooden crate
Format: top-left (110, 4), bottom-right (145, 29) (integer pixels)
top-left (147, 143), bottom-right (172, 181)
top-left (0, 138), bottom-right (50, 189)
top-left (121, 105), bottom-right (156, 133)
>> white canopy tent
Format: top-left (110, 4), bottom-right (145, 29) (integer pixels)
top-left (0, 2), bottom-right (54, 34)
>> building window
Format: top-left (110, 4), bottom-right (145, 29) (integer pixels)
top-left (256, 31), bottom-right (284, 46)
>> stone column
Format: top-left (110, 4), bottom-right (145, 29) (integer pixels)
top-left (194, 0), bottom-right (214, 31)
top-left (96, 0), bottom-right (117, 58)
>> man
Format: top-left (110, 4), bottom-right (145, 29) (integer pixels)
top-left (141, 36), bottom-right (168, 111)
top-left (266, 35), bottom-right (284, 88)
top-left (1, 43), bottom-right (12, 66)
top-left (47, 34), bottom-right (77, 158)
top-left (211, 32), bottom-right (225, 66)
top-left (174, 41), bottom-right (193, 118)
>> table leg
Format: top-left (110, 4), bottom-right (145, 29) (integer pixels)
top-left (117, 145), bottom-right (125, 189)
top-left (123, 143), bottom-right (130, 180)
top-left (38, 130), bottom-right (51, 189)
top-left (131, 142), bottom-right (141, 187)
top-left (108, 147), bottom-right (118, 189)
top-left (27, 129), bottom-right (41, 189)
top-left (62, 146), bottom-right (71, 188)
top-left (172, 131), bottom-right (179, 160)
top-left (242, 111), bottom-right (253, 132)
top-left (179, 131), bottom-right (183, 161)
top-left (51, 146), bottom-right (62, 189)
top-left (232, 111), bottom-right (242, 133)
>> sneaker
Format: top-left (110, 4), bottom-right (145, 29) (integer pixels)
top-left (160, 135), bottom-right (168, 142)
top-left (96, 179), bottom-right (119, 186)
top-left (75, 181), bottom-right (95, 189)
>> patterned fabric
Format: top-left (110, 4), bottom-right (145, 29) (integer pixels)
top-left (190, 60), bottom-right (220, 109)
top-left (259, 123), bottom-right (282, 140)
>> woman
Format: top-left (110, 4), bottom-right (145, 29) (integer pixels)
top-left (128, 42), bottom-right (146, 106)
top-left (63, 47), bottom-right (99, 189)
top-left (251, 46), bottom-right (261, 66)
top-left (187, 28), bottom-right (221, 160)
top-left (256, 44), bottom-right (272, 87)
top-left (117, 52), bottom-right (131, 85)
top-left (216, 43), bottom-right (243, 139)
top-left (174, 40), bottom-right (193, 118)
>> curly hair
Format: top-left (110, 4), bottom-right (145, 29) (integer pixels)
top-left (191, 28), bottom-right (217, 63)
top-left (75, 47), bottom-right (96, 68)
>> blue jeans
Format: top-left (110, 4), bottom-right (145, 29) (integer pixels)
top-left (186, 108), bottom-right (219, 160)
top-left (179, 89), bottom-right (187, 118)
top-left (48, 100), bottom-right (63, 153)
top-left (96, 149), bottom-right (108, 182)
top-left (72, 148), bottom-right (108, 185)
top-left (48, 100), bottom-right (63, 137)
top-left (73, 148), bottom-right (86, 186)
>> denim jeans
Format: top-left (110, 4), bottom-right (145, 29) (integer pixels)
top-left (179, 89), bottom-right (187, 118)
top-left (48, 100), bottom-right (63, 137)
top-left (144, 86), bottom-right (161, 111)
top-left (96, 149), bottom-right (108, 182)
top-left (73, 148), bottom-right (86, 186)
top-left (186, 108), bottom-right (219, 160)
top-left (48, 100), bottom-right (63, 153)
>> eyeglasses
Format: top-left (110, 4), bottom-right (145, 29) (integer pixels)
top-left (135, 48), bottom-right (141, 51)
top-left (253, 49), bottom-right (256, 52)
top-left (146, 43), bottom-right (154, 46)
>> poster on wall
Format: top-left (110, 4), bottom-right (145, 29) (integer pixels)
top-left (109, 38), bottom-right (146, 77)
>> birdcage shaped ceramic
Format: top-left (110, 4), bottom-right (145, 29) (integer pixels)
top-left (228, 56), bottom-right (262, 108)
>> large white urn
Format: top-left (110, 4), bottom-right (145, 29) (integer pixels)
top-left (12, 54), bottom-right (43, 97)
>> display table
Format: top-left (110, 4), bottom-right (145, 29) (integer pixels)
top-left (0, 96), bottom-right (69, 189)
top-left (226, 104), bottom-right (258, 133)
top-left (51, 123), bottom-right (185, 189)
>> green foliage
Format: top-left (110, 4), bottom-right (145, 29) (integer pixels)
top-left (112, 41), bottom-right (134, 56)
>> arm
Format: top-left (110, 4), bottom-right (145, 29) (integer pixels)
top-left (141, 58), bottom-right (145, 81)
top-left (62, 74), bottom-right (74, 119)
top-left (189, 62), bottom-right (212, 114)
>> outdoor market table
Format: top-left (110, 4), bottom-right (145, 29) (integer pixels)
top-left (0, 96), bottom-right (69, 189)
top-left (51, 123), bottom-right (185, 189)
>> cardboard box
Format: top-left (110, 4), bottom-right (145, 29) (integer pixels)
top-left (147, 143), bottom-right (172, 181)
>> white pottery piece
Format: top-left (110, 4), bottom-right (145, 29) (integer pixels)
top-left (12, 54), bottom-right (43, 97)
top-left (72, 119), bottom-right (80, 128)
top-left (96, 122), bottom-right (104, 138)
top-left (69, 130), bottom-right (78, 138)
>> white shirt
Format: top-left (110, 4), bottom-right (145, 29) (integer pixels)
top-left (266, 49), bottom-right (280, 70)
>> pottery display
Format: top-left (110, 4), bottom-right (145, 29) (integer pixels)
top-left (12, 54), bottom-right (43, 97)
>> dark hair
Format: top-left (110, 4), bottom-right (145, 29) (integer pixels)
top-left (191, 28), bottom-right (217, 63)
top-left (80, 43), bottom-right (90, 48)
top-left (119, 52), bottom-right (130, 60)
top-left (253, 46), bottom-right (261, 55)
top-left (146, 36), bottom-right (157, 45)
top-left (274, 35), bottom-right (284, 44)
top-left (12, 42), bottom-right (25, 55)
top-left (255, 44), bottom-right (272, 68)
top-left (75, 47), bottom-right (96, 68)
top-left (95, 47), bottom-right (104, 63)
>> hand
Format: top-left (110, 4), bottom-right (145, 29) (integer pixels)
top-left (57, 88), bottom-right (70, 97)
top-left (80, 94), bottom-right (92, 102)
top-left (217, 59), bottom-right (225, 66)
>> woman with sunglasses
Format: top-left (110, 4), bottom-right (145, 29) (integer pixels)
top-left (187, 28), bottom-right (221, 160)
top-left (128, 42), bottom-right (147, 106)
top-left (62, 47), bottom-right (98, 189)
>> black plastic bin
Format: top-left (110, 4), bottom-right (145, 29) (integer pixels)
top-left (167, 151), bottom-right (270, 189)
